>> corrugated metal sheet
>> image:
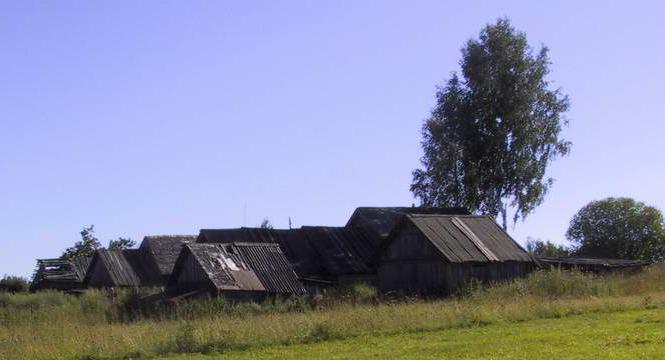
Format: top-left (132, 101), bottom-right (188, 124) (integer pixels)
top-left (234, 243), bottom-right (307, 295)
top-left (199, 227), bottom-right (378, 279)
top-left (406, 215), bottom-right (534, 263)
top-left (176, 243), bottom-right (305, 295)
top-left (346, 207), bottom-right (470, 239)
top-left (198, 228), bottom-right (325, 280)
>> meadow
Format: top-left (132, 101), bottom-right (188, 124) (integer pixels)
top-left (2, 267), bottom-right (665, 359)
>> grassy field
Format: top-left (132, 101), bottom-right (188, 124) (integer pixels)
top-left (207, 307), bottom-right (665, 359)
top-left (2, 267), bottom-right (665, 359)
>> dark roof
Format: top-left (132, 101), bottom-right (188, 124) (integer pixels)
top-left (300, 226), bottom-right (375, 275)
top-left (140, 235), bottom-right (196, 277)
top-left (538, 257), bottom-right (651, 268)
top-left (198, 228), bottom-right (324, 279)
top-left (173, 243), bottom-right (305, 294)
top-left (199, 227), bottom-right (378, 279)
top-left (84, 249), bottom-right (150, 287)
top-left (391, 214), bottom-right (534, 263)
top-left (346, 207), bottom-right (471, 239)
top-left (31, 257), bottom-right (92, 291)
top-left (233, 243), bottom-right (307, 294)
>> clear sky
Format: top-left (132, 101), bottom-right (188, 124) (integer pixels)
top-left (2, 1), bottom-right (664, 277)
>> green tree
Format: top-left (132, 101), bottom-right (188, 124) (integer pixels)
top-left (108, 237), bottom-right (135, 250)
top-left (566, 197), bottom-right (665, 261)
top-left (259, 218), bottom-right (273, 229)
top-left (411, 18), bottom-right (570, 229)
top-left (525, 237), bottom-right (570, 257)
top-left (61, 225), bottom-right (102, 259)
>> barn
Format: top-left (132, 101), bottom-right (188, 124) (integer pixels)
top-left (138, 235), bottom-right (196, 285)
top-left (83, 249), bottom-right (150, 288)
top-left (167, 242), bottom-right (306, 300)
top-left (197, 226), bottom-right (378, 287)
top-left (30, 257), bottom-right (92, 292)
top-left (377, 214), bottom-right (537, 295)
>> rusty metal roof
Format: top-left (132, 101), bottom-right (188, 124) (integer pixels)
top-left (400, 214), bottom-right (534, 263)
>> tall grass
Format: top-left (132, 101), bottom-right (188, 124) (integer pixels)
top-left (1, 266), bottom-right (664, 359)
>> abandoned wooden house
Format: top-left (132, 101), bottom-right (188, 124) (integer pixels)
top-left (138, 235), bottom-right (196, 285)
top-left (30, 257), bottom-right (92, 292)
top-left (83, 249), bottom-right (151, 288)
top-left (376, 214), bottom-right (537, 295)
top-left (537, 256), bottom-right (650, 273)
top-left (197, 226), bottom-right (379, 288)
top-left (167, 242), bottom-right (306, 300)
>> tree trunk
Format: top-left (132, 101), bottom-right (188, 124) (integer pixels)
top-left (501, 203), bottom-right (508, 231)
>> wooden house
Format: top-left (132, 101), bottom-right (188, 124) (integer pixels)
top-left (377, 214), bottom-right (537, 295)
top-left (30, 257), bottom-right (92, 292)
top-left (167, 243), bottom-right (306, 300)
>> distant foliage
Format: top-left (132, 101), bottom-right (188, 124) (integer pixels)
top-left (0, 275), bottom-right (29, 293)
top-left (259, 218), bottom-right (274, 229)
top-left (411, 18), bottom-right (570, 229)
top-left (108, 237), bottom-right (136, 250)
top-left (525, 238), bottom-right (571, 257)
top-left (61, 225), bottom-right (102, 259)
top-left (566, 197), bottom-right (665, 261)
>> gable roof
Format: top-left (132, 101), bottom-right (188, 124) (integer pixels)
top-left (346, 207), bottom-right (471, 239)
top-left (84, 249), bottom-right (149, 287)
top-left (139, 235), bottom-right (196, 277)
top-left (31, 257), bottom-right (92, 291)
top-left (198, 228), bottom-right (324, 280)
top-left (198, 227), bottom-right (378, 279)
top-left (171, 243), bottom-right (305, 295)
top-left (392, 214), bottom-right (534, 263)
top-left (300, 226), bottom-right (375, 275)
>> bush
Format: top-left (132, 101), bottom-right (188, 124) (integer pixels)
top-left (0, 275), bottom-right (29, 293)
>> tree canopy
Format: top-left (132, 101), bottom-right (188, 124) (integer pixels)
top-left (61, 225), bottom-right (102, 259)
top-left (108, 237), bottom-right (136, 250)
top-left (525, 238), bottom-right (570, 257)
top-left (566, 197), bottom-right (665, 261)
top-left (411, 18), bottom-right (570, 229)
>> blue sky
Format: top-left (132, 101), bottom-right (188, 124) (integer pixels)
top-left (1, 1), bottom-right (664, 277)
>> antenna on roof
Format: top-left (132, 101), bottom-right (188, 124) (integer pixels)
top-left (243, 201), bottom-right (247, 227)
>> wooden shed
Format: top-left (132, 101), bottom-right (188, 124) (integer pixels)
top-left (377, 214), bottom-right (537, 295)
top-left (538, 257), bottom-right (650, 273)
top-left (83, 249), bottom-right (150, 288)
top-left (167, 243), bottom-right (306, 300)
top-left (30, 257), bottom-right (92, 292)
top-left (138, 235), bottom-right (196, 285)
top-left (198, 227), bottom-right (378, 287)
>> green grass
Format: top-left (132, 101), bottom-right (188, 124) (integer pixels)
top-left (2, 267), bottom-right (665, 359)
top-left (207, 307), bottom-right (665, 359)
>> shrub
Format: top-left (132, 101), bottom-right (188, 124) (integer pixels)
top-left (0, 275), bottom-right (29, 293)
